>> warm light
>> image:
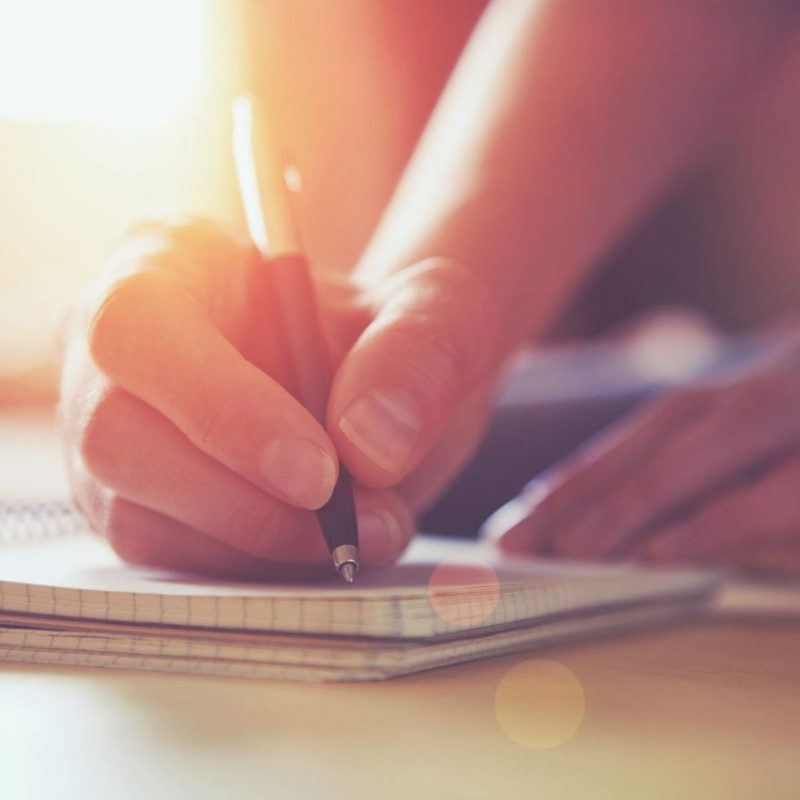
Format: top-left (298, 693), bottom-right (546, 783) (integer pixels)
top-left (0, 0), bottom-right (213, 126)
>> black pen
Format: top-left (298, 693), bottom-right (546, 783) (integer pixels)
top-left (232, 96), bottom-right (359, 583)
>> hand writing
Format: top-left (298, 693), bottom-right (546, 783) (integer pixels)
top-left (59, 217), bottom-right (501, 577)
top-left (486, 335), bottom-right (800, 576)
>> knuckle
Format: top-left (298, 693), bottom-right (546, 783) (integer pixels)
top-left (122, 215), bottom-right (247, 296)
top-left (88, 271), bottom-right (167, 374)
top-left (392, 258), bottom-right (501, 384)
top-left (417, 257), bottom-right (485, 300)
top-left (424, 258), bottom-right (501, 336)
top-left (387, 317), bottom-right (463, 400)
top-left (77, 385), bottom-right (130, 478)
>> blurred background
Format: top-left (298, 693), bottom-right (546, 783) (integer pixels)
top-left (0, 0), bottom-right (242, 401)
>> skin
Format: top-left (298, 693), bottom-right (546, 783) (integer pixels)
top-left (483, 334), bottom-right (800, 575)
top-left (59, 1), bottom-right (800, 577)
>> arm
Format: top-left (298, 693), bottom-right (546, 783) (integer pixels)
top-left (357, 0), bottom-right (799, 343)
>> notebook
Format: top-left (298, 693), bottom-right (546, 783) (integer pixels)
top-left (0, 499), bottom-right (721, 681)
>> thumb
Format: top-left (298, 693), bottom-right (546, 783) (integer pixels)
top-left (327, 258), bottom-right (501, 488)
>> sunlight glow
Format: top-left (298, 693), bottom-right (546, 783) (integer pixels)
top-left (0, 0), bottom-right (213, 126)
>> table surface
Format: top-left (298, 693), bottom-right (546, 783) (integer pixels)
top-left (1, 409), bottom-right (799, 800)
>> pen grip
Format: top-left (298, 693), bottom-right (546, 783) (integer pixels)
top-left (268, 253), bottom-right (333, 423)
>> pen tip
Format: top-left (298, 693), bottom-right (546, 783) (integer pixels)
top-left (339, 562), bottom-right (357, 584)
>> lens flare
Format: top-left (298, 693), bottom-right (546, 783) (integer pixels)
top-left (428, 555), bottom-right (500, 628)
top-left (494, 658), bottom-right (585, 749)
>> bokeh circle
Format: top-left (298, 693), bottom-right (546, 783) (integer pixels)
top-left (494, 658), bottom-right (585, 749)
top-left (428, 555), bottom-right (500, 628)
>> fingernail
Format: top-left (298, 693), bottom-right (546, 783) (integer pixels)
top-left (260, 438), bottom-right (337, 509)
top-left (358, 510), bottom-right (402, 564)
top-left (338, 389), bottom-right (421, 474)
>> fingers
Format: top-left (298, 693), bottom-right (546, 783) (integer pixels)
top-left (513, 362), bottom-right (800, 559)
top-left (95, 496), bottom-right (298, 580)
top-left (88, 268), bottom-right (338, 510)
top-left (100, 495), bottom-right (411, 580)
top-left (531, 389), bottom-right (714, 519)
top-left (561, 371), bottom-right (800, 558)
top-left (72, 466), bottom-right (249, 579)
top-left (485, 387), bottom-right (718, 554)
top-left (551, 400), bottom-right (724, 557)
top-left (76, 381), bottom-right (308, 559)
top-left (107, 506), bottom-right (303, 580)
top-left (488, 366), bottom-right (800, 560)
top-left (71, 460), bottom-right (412, 579)
top-left (328, 259), bottom-right (501, 488)
top-left (70, 380), bottom-right (413, 568)
top-left (60, 216), bottom-right (423, 579)
top-left (639, 451), bottom-right (800, 563)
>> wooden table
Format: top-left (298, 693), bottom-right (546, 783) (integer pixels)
top-left (1, 409), bottom-right (798, 799)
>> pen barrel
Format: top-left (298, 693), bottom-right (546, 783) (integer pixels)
top-left (268, 252), bottom-right (360, 556)
top-left (269, 252), bottom-right (333, 423)
top-left (315, 466), bottom-right (359, 553)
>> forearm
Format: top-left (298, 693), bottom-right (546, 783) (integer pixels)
top-left (357, 0), bottom-right (798, 345)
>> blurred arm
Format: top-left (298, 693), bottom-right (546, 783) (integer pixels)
top-left (357, 0), bottom-right (800, 344)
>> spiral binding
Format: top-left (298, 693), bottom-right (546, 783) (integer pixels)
top-left (0, 499), bottom-right (87, 544)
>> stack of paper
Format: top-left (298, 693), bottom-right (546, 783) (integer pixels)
top-left (0, 500), bottom-right (720, 681)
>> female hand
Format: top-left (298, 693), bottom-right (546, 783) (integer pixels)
top-left (59, 217), bottom-right (501, 578)
top-left (485, 335), bottom-right (800, 576)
